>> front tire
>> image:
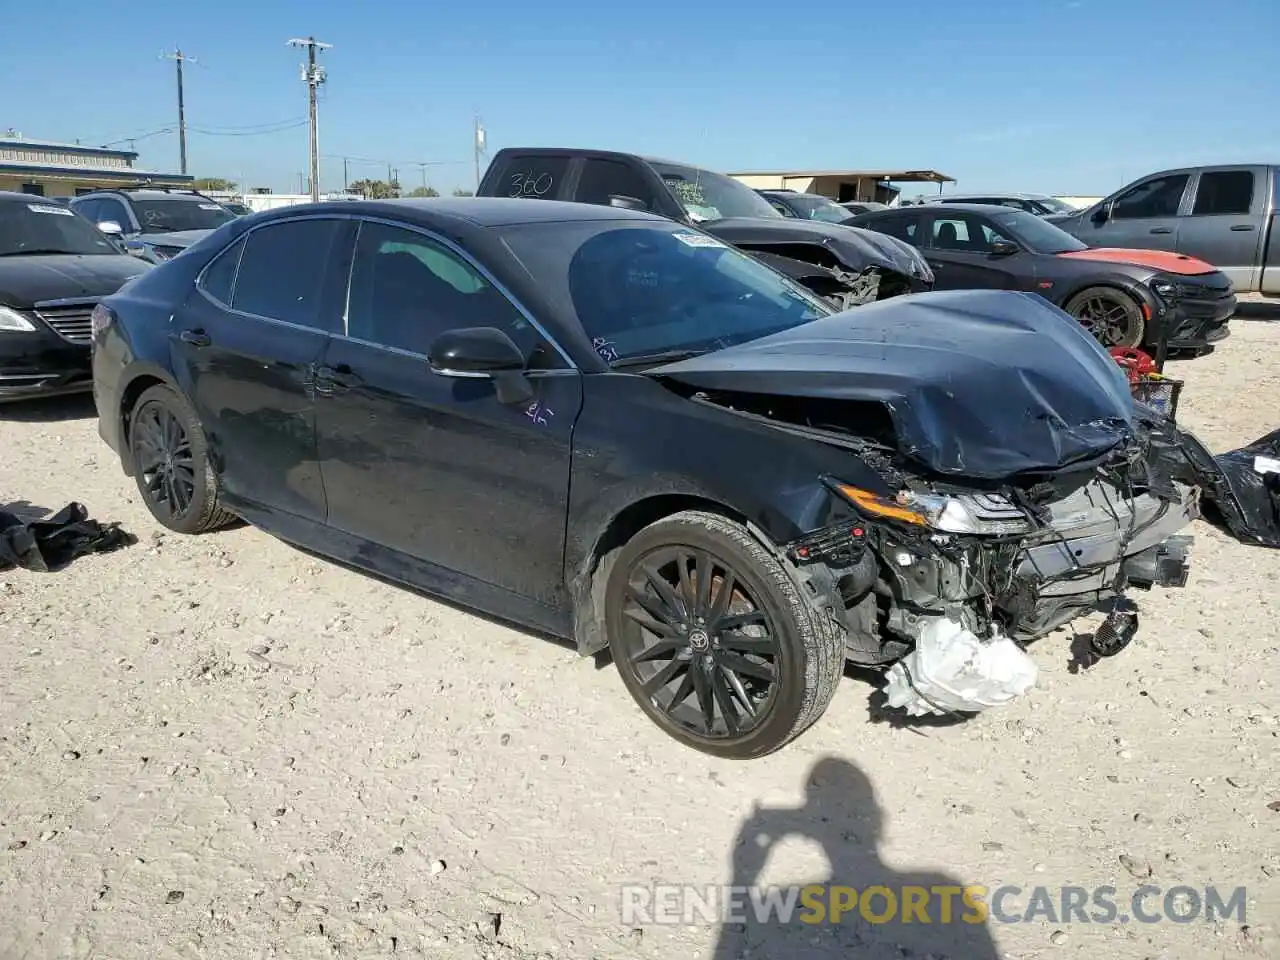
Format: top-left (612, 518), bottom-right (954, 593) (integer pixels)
top-left (604, 510), bottom-right (844, 758)
top-left (1064, 285), bottom-right (1146, 348)
top-left (128, 384), bottom-right (235, 534)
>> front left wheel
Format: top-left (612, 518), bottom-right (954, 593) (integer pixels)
top-left (604, 510), bottom-right (845, 758)
top-left (128, 384), bottom-right (235, 534)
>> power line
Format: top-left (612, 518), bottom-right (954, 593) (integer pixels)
top-left (288, 36), bottom-right (331, 202)
top-left (160, 47), bottom-right (198, 175)
top-left (194, 116), bottom-right (309, 133)
top-left (189, 120), bottom-right (310, 137)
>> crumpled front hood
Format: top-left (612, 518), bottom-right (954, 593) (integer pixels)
top-left (704, 217), bottom-right (926, 278)
top-left (650, 289), bottom-right (1137, 479)
top-left (0, 254), bottom-right (151, 308)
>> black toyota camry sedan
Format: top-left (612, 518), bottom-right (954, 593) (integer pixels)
top-left (0, 192), bottom-right (150, 402)
top-left (93, 198), bottom-right (1203, 757)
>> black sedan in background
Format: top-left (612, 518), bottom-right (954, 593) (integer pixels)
top-left (93, 198), bottom-right (1200, 757)
top-left (849, 203), bottom-right (1236, 350)
top-left (0, 192), bottom-right (150, 402)
top-left (757, 189), bottom-right (858, 225)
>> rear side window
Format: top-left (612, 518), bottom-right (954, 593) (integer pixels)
top-left (1192, 171), bottom-right (1255, 216)
top-left (574, 159), bottom-right (657, 210)
top-left (1111, 174), bottom-right (1188, 219)
top-left (497, 155), bottom-right (570, 199)
top-left (231, 219), bottom-right (341, 330)
top-left (198, 236), bottom-right (245, 305)
top-left (872, 213), bottom-right (921, 245)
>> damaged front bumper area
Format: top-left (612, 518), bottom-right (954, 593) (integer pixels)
top-left (784, 439), bottom-right (1200, 718)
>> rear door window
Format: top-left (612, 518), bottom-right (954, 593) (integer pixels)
top-left (872, 213), bottom-right (921, 246)
top-left (496, 155), bottom-right (570, 199)
top-left (574, 158), bottom-right (657, 210)
top-left (231, 219), bottom-right (342, 330)
top-left (1111, 174), bottom-right (1189, 219)
top-left (1191, 170), bottom-right (1255, 216)
top-left (198, 236), bottom-right (246, 306)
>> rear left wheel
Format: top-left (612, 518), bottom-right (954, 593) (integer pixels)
top-left (128, 384), bottom-right (235, 534)
top-left (604, 510), bottom-right (844, 758)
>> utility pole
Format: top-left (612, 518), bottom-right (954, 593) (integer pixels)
top-left (161, 47), bottom-right (197, 175)
top-left (288, 36), bottom-right (331, 202)
top-left (342, 157), bottom-right (349, 192)
top-left (473, 115), bottom-right (486, 190)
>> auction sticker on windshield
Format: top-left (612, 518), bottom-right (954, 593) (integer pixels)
top-left (28, 204), bottom-right (74, 216)
top-left (673, 232), bottom-right (726, 249)
top-left (198, 204), bottom-right (224, 211)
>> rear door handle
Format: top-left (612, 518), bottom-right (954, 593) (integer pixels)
top-left (1149, 227), bottom-right (1173, 234)
top-left (1230, 224), bottom-right (1256, 232)
top-left (179, 329), bottom-right (211, 347)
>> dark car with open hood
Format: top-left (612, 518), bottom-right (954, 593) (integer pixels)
top-left (94, 197), bottom-right (1213, 757)
top-left (0, 191), bottom-right (151, 403)
top-left (476, 147), bottom-right (935, 309)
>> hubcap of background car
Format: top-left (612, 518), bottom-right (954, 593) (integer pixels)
top-left (132, 404), bottom-right (195, 520)
top-left (618, 547), bottom-right (780, 739)
top-left (1075, 294), bottom-right (1136, 346)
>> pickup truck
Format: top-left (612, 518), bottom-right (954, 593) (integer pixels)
top-left (476, 147), bottom-right (934, 308)
top-left (1046, 164), bottom-right (1280, 295)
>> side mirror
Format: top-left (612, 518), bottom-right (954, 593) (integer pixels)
top-left (989, 239), bottom-right (1019, 257)
top-left (428, 326), bottom-right (532, 404)
top-left (97, 220), bottom-right (123, 235)
top-left (1091, 203), bottom-right (1110, 224)
top-left (608, 194), bottom-right (647, 211)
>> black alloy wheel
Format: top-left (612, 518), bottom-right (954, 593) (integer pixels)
top-left (1064, 286), bottom-right (1146, 348)
top-left (605, 511), bottom-right (845, 758)
top-left (128, 384), bottom-right (235, 534)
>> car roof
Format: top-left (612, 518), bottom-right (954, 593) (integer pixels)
top-left (0, 191), bottom-right (65, 204)
top-left (864, 202), bottom-right (1026, 216)
top-left (925, 192), bottom-right (1052, 202)
top-left (255, 196), bottom-right (669, 228)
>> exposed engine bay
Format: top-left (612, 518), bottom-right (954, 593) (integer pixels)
top-left (647, 289), bottom-right (1256, 718)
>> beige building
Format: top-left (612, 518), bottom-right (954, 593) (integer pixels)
top-left (0, 135), bottom-right (191, 197)
top-left (728, 168), bottom-right (956, 204)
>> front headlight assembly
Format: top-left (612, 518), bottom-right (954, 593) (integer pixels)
top-left (0, 305), bottom-right (37, 332)
top-left (830, 481), bottom-right (1032, 536)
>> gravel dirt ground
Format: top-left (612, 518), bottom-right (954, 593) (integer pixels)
top-left (2, 316), bottom-right (1278, 960)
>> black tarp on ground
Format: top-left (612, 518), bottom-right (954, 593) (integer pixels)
top-left (0, 502), bottom-right (135, 572)
top-left (1196, 428), bottom-right (1280, 548)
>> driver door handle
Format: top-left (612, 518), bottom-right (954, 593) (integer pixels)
top-left (1149, 227), bottom-right (1173, 234)
top-left (1230, 224), bottom-right (1255, 231)
top-left (179, 329), bottom-right (211, 347)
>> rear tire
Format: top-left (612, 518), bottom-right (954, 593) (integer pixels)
top-left (1064, 285), bottom-right (1146, 348)
top-left (604, 510), bottom-right (844, 759)
top-left (128, 384), bottom-right (235, 535)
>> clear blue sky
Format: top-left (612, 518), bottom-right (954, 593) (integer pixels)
top-left (3, 0), bottom-right (1277, 196)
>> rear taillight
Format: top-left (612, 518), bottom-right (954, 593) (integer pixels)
top-left (90, 303), bottom-right (115, 339)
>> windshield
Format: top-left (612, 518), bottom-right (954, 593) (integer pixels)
top-left (649, 162), bottom-right (782, 223)
top-left (131, 198), bottom-right (236, 234)
top-left (1033, 197), bottom-right (1078, 215)
top-left (0, 200), bottom-right (121, 256)
top-left (782, 195), bottom-right (853, 223)
top-left (499, 221), bottom-right (832, 362)
top-left (991, 209), bottom-right (1088, 254)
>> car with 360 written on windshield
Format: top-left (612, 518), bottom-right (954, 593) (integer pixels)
top-left (70, 187), bottom-right (238, 264)
top-left (477, 147), bottom-right (934, 309)
top-left (0, 192), bottom-right (149, 402)
top-left (93, 197), bottom-right (1204, 757)
top-left (848, 203), bottom-right (1236, 351)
